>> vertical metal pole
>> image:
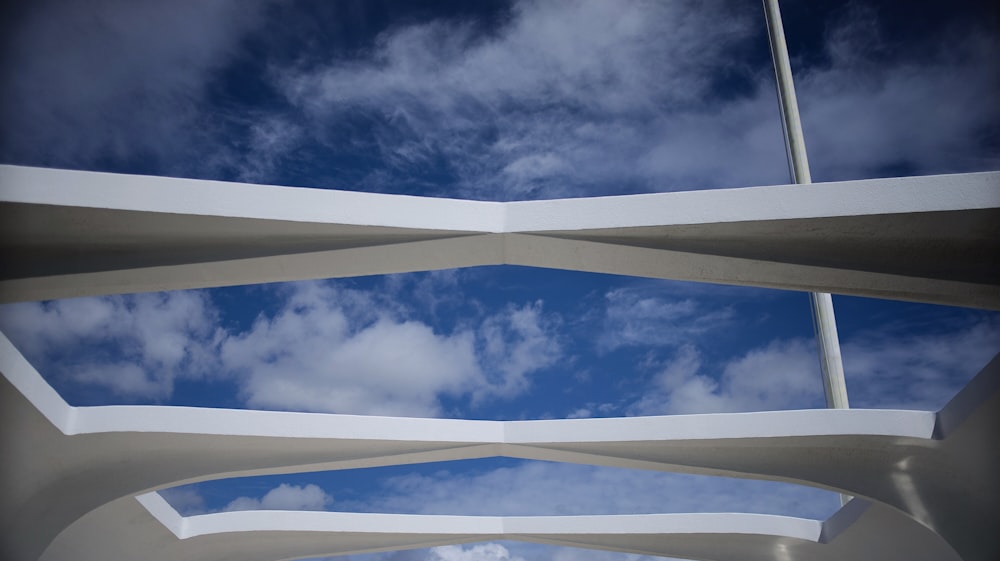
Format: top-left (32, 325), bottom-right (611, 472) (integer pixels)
top-left (762, 0), bottom-right (851, 503)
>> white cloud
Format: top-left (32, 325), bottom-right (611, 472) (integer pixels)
top-left (344, 460), bottom-right (837, 520)
top-left (0, 0), bottom-right (272, 169)
top-left (158, 487), bottom-right (206, 516)
top-left (288, 1), bottom-right (749, 118)
top-left (223, 309), bottom-right (481, 417)
top-left (599, 288), bottom-right (734, 352)
top-left (223, 483), bottom-right (332, 512)
top-left (0, 291), bottom-right (220, 399)
top-left (236, 115), bottom-right (306, 183)
top-left (0, 280), bottom-right (563, 416)
top-left (165, 459), bottom-right (836, 561)
top-left (842, 317), bottom-right (1000, 410)
top-left (476, 301), bottom-right (562, 398)
top-left (174, 460), bottom-right (841, 521)
top-left (280, 0), bottom-right (769, 199)
top-left (798, 8), bottom-right (1000, 180)
top-left (622, 312), bottom-right (1000, 417)
top-left (219, 282), bottom-right (562, 416)
top-left (4, 1), bottom-right (993, 200)
top-left (383, 270), bottom-right (465, 320)
top-left (343, 542), bottom-right (683, 561)
top-left (274, 1), bottom-right (998, 200)
top-left (219, 281), bottom-right (475, 417)
top-left (628, 339), bottom-right (824, 416)
top-left (429, 544), bottom-right (524, 561)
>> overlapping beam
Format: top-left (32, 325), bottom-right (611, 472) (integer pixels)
top-left (2, 330), bottom-right (997, 560)
top-left (2, 165), bottom-right (998, 307)
top-left (40, 493), bottom-right (961, 561)
top-left (2, 164), bottom-right (998, 560)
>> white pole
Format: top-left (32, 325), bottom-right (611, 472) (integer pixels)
top-left (762, 0), bottom-right (852, 503)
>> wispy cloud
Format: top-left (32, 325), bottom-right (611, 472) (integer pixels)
top-left (167, 460), bottom-right (839, 520)
top-left (4, 2), bottom-right (997, 560)
top-left (842, 317), bottom-right (1000, 410)
top-left (798, 6), bottom-right (1000, 180)
top-left (164, 459), bottom-right (838, 561)
top-left (3, 1), bottom-right (994, 199)
top-left (476, 301), bottom-right (563, 398)
top-left (219, 281), bottom-right (481, 416)
top-left (343, 461), bottom-right (837, 519)
top-left (599, 287), bottom-right (734, 352)
top-left (0, 0), bottom-right (272, 171)
top-left (622, 313), bottom-right (1000, 416)
top-left (279, 0), bottom-right (769, 199)
top-left (273, 0), bottom-right (998, 199)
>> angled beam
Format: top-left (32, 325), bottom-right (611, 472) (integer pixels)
top-left (40, 494), bottom-right (960, 561)
top-left (503, 234), bottom-right (1000, 309)
top-left (507, 354), bottom-right (1000, 561)
top-left (0, 164), bottom-right (502, 232)
top-left (3, 330), bottom-right (997, 560)
top-left (2, 165), bottom-right (998, 307)
top-left (0, 234), bottom-right (506, 303)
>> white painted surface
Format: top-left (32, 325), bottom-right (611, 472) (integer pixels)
top-left (1, 164), bottom-right (998, 560)
top-left (0, 165), bottom-right (504, 232)
top-left (2, 165), bottom-right (998, 307)
top-left (40, 493), bottom-right (961, 561)
top-left (5, 165), bottom-right (997, 234)
top-left (1, 331), bottom-right (997, 561)
top-left (504, 172), bottom-right (1000, 231)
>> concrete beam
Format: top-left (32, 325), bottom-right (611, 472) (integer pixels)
top-left (2, 331), bottom-right (997, 560)
top-left (40, 493), bottom-right (961, 561)
top-left (2, 165), bottom-right (998, 307)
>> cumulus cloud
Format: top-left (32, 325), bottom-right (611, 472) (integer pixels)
top-left (219, 282), bottom-right (480, 416)
top-left (220, 283), bottom-right (561, 416)
top-left (158, 486), bottom-right (207, 516)
top-left (628, 340), bottom-right (824, 416)
top-left (0, 278), bottom-right (562, 416)
top-left (223, 483), bottom-right (332, 512)
top-left (0, 291), bottom-right (220, 399)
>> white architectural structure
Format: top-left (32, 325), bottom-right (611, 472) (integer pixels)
top-left (1, 163), bottom-right (999, 561)
top-left (1, 165), bottom-right (997, 308)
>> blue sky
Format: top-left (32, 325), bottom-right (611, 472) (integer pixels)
top-left (1, 1), bottom-right (999, 561)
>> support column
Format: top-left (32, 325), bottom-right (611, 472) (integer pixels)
top-left (762, 0), bottom-right (851, 503)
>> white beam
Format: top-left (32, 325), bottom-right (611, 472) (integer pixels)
top-left (2, 331), bottom-right (997, 561)
top-left (1, 165), bottom-right (998, 307)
